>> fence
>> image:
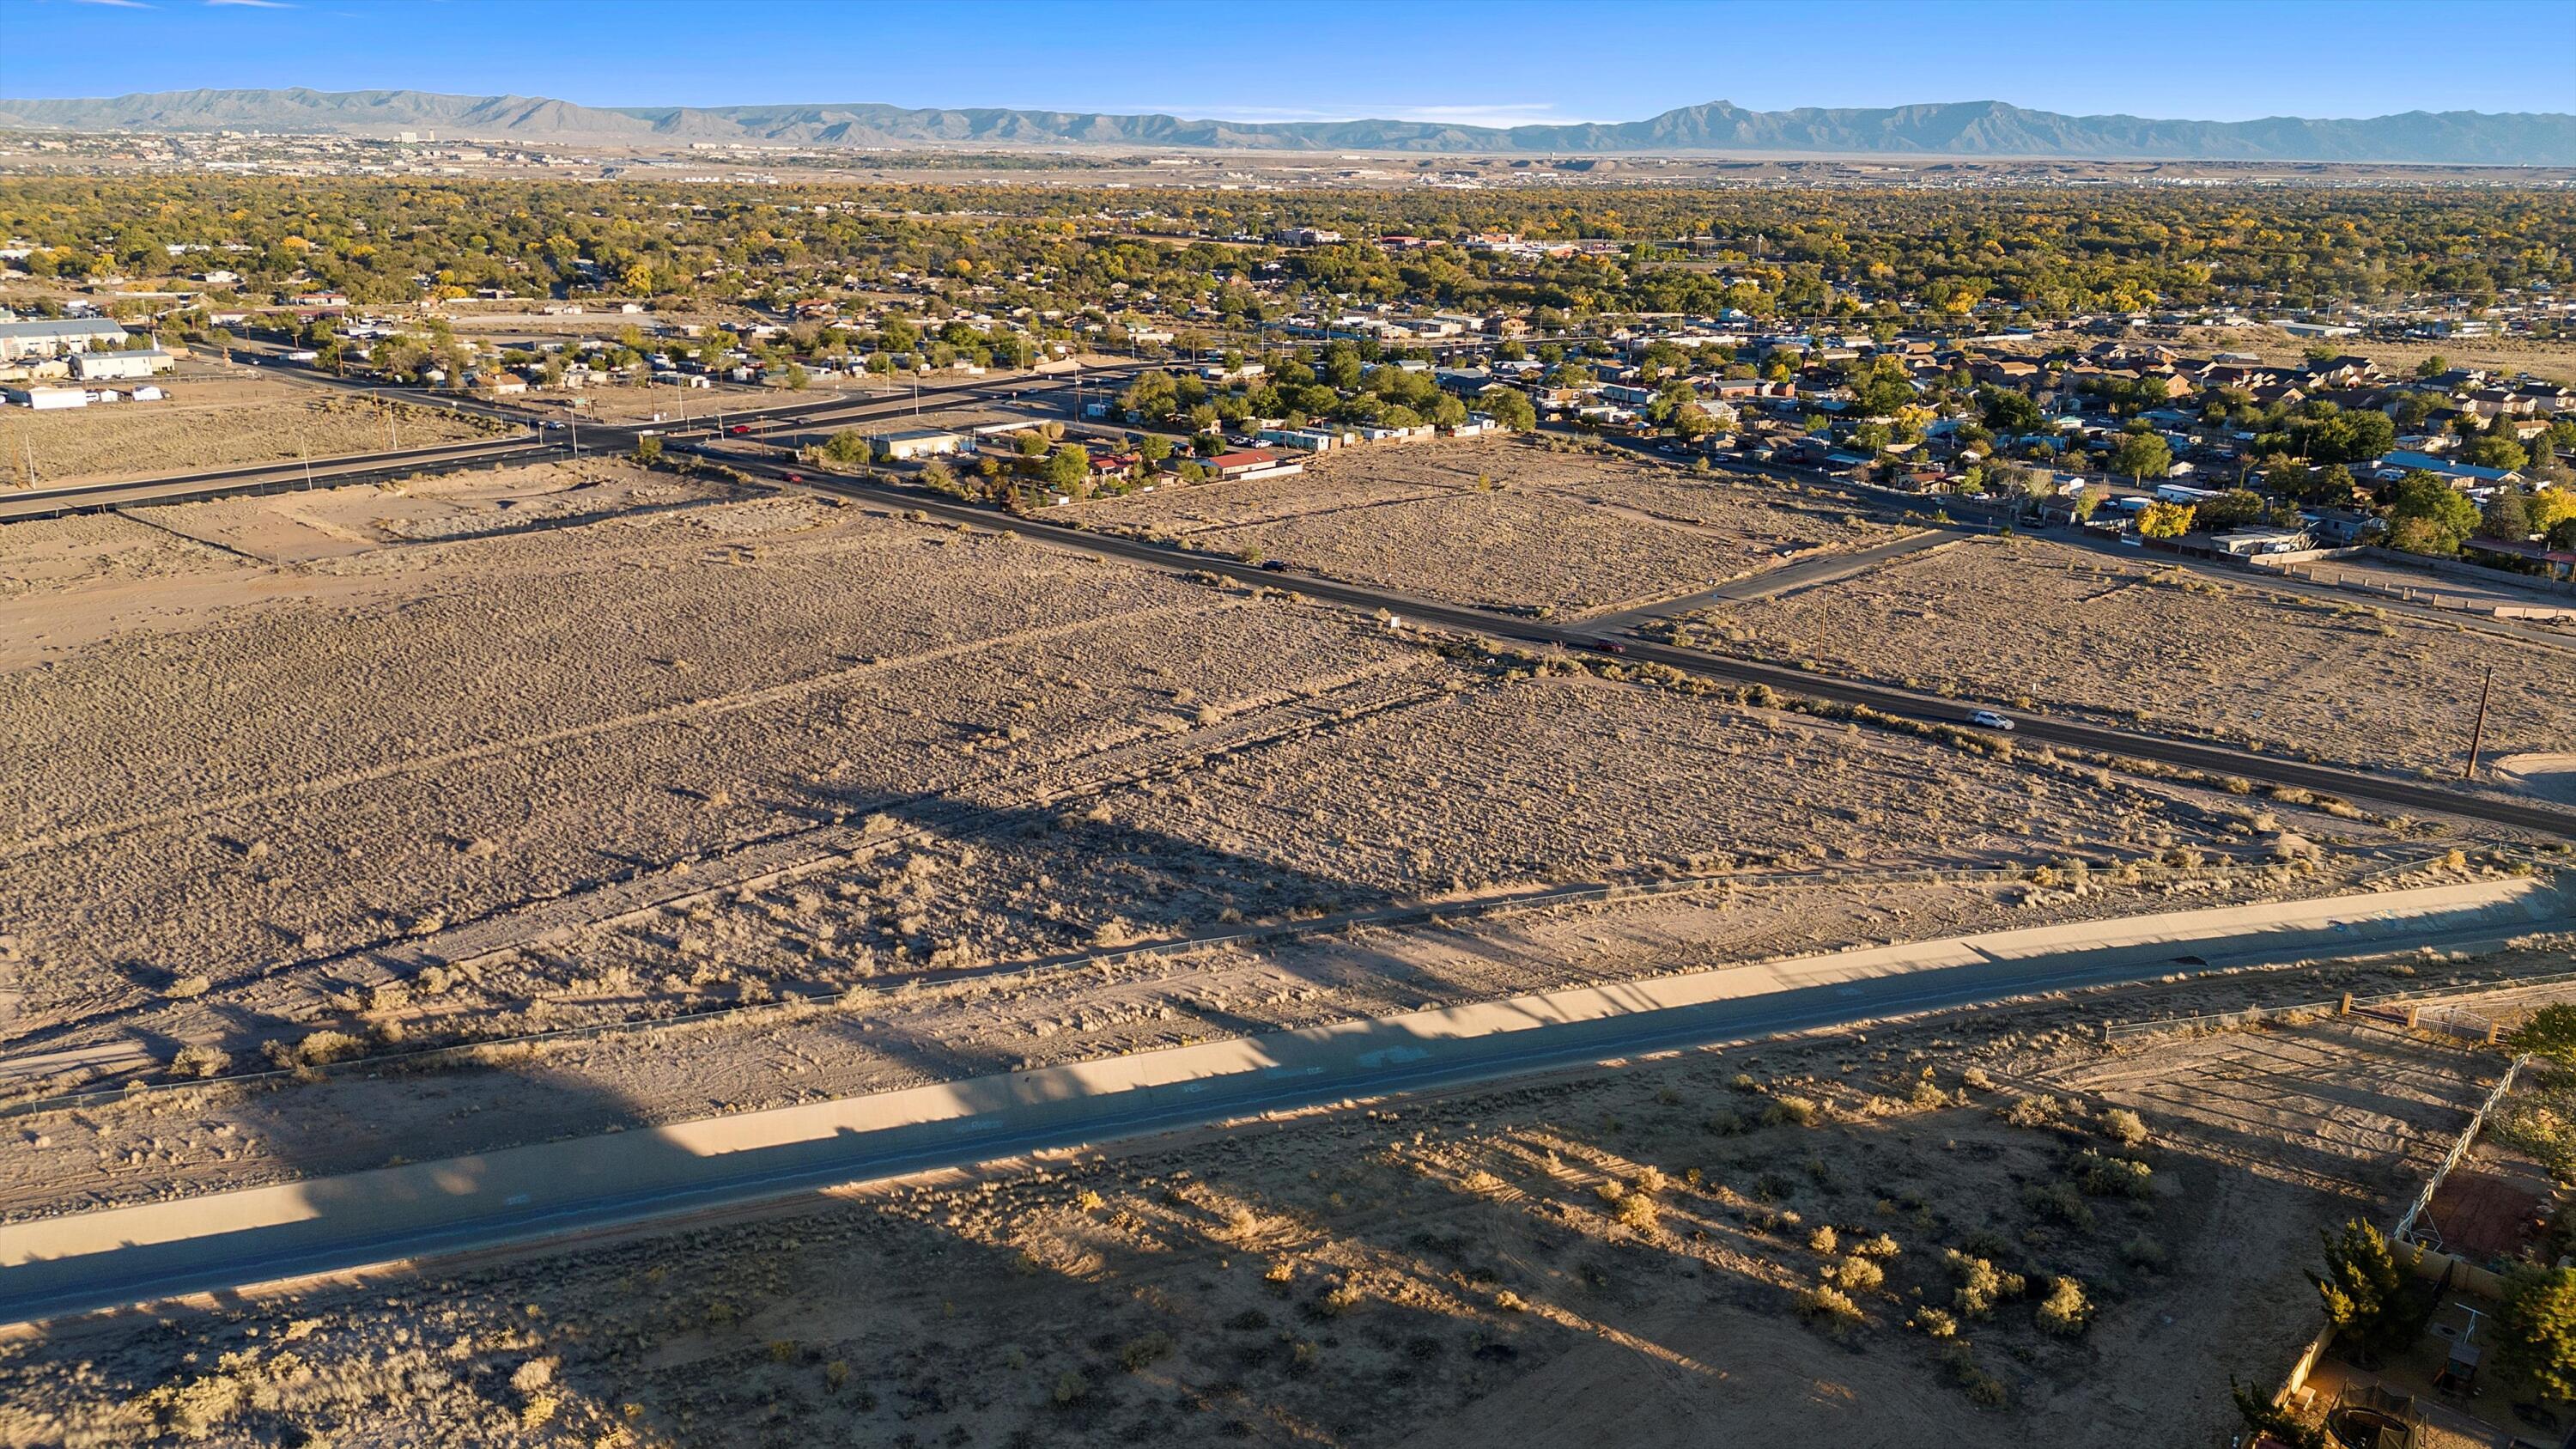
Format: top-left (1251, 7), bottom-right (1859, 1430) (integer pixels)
top-left (2264, 1050), bottom-right (2541, 1423)
top-left (2395, 1053), bottom-right (2532, 1248)
top-left (2102, 966), bottom-right (2576, 1046)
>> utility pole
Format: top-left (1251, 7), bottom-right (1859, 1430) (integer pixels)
top-left (2462, 662), bottom-right (2494, 780)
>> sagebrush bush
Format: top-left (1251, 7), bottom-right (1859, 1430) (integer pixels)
top-left (1801, 1284), bottom-right (1863, 1324)
top-left (1765, 1093), bottom-right (1821, 1128)
top-left (2038, 1276), bottom-right (2091, 1336)
top-left (1832, 1256), bottom-right (1886, 1294)
top-left (1119, 1332), bottom-right (1175, 1372)
top-left (2026, 1180), bottom-right (2096, 1230)
top-left (2076, 1151), bottom-right (2154, 1200)
top-left (2003, 1093), bottom-right (2066, 1129)
top-left (2099, 1107), bottom-right (2151, 1147)
top-left (167, 1044), bottom-right (231, 1079)
top-left (1947, 1250), bottom-right (2026, 1318)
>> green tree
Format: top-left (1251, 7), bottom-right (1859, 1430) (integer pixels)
top-left (820, 429), bottom-right (871, 467)
top-left (2386, 471), bottom-right (2479, 554)
top-left (2196, 489), bottom-right (2267, 532)
top-left (2109, 429), bottom-right (2172, 485)
top-left (2312, 1220), bottom-right (2429, 1358)
top-left (630, 434), bottom-right (662, 466)
top-left (2499, 1266), bottom-right (2576, 1402)
top-left (2480, 487), bottom-right (2535, 542)
top-left (2415, 354), bottom-right (2448, 379)
top-left (1043, 445), bottom-right (1091, 490)
top-left (2510, 1004), bottom-right (2576, 1068)
top-left (2230, 1379), bottom-right (2326, 1449)
top-left (1479, 387), bottom-right (1536, 433)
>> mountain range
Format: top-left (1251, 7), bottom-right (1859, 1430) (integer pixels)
top-left (3, 89), bottom-right (2573, 165)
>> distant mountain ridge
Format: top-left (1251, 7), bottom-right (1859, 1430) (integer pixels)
top-left (4, 88), bottom-right (2573, 165)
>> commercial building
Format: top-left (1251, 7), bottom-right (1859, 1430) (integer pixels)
top-left (0, 317), bottom-right (128, 363)
top-left (70, 349), bottom-right (173, 381)
top-left (876, 429), bottom-right (966, 461)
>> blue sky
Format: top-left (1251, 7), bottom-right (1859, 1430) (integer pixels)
top-left (13, 0), bottom-right (2574, 124)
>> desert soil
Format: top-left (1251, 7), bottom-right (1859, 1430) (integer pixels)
top-left (3, 957), bottom-right (2559, 1449)
top-left (1060, 435), bottom-right (1892, 617)
top-left (1653, 533), bottom-right (2576, 781)
top-left (0, 375), bottom-right (504, 487)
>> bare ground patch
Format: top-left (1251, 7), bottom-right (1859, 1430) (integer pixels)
top-left (1654, 533), bottom-right (2576, 779)
top-left (1063, 435), bottom-right (1888, 617)
top-left (0, 377), bottom-right (505, 487)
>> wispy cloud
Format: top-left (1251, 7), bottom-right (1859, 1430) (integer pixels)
top-left (207, 0), bottom-right (297, 8)
top-left (75, 0), bottom-right (157, 9)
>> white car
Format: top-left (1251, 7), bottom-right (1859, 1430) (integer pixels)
top-left (1968, 709), bottom-right (2015, 731)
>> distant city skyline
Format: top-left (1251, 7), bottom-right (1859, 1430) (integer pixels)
top-left (15, 0), bottom-right (2576, 125)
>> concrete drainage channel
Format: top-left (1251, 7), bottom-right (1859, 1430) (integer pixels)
top-left (1, 876), bottom-right (2565, 1326)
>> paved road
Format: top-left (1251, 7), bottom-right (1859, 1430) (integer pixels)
top-left (0, 436), bottom-right (562, 523)
top-left (738, 458), bottom-right (2576, 841)
top-left (1, 878), bottom-right (2555, 1325)
top-left (0, 361), bottom-right (1142, 522)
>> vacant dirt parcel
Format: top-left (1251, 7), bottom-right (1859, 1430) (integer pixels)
top-left (0, 485), bottom-right (2323, 1105)
top-left (1, 959), bottom-right (2545, 1449)
top-left (0, 455), bottom-right (2385, 1211)
top-left (0, 375), bottom-right (501, 487)
top-left (1656, 534), bottom-right (2576, 782)
top-left (1062, 435), bottom-right (1890, 616)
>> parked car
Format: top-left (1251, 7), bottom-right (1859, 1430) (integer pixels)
top-left (1968, 709), bottom-right (2015, 731)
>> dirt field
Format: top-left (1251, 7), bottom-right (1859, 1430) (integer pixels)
top-left (1060, 435), bottom-right (1891, 617)
top-left (0, 375), bottom-right (504, 487)
top-left (1653, 534), bottom-right (2576, 781)
top-left (0, 452), bottom-right (2413, 1229)
top-left (2, 958), bottom-right (2546, 1449)
top-left (0, 466), bottom-right (1411, 1043)
top-left (1982, 324), bottom-right (2576, 386)
top-left (2195, 325), bottom-right (2576, 384)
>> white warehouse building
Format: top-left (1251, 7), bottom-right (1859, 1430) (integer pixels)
top-left (0, 317), bottom-right (129, 363)
top-left (70, 349), bottom-right (173, 381)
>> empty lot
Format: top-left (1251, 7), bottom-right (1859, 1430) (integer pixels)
top-left (0, 375), bottom-right (504, 487)
top-left (1655, 534), bottom-right (2576, 782)
top-left (1062, 435), bottom-right (1890, 617)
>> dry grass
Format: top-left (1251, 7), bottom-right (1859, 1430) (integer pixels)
top-left (0, 983), bottom-right (2523, 1448)
top-left (1656, 534), bottom-right (2576, 778)
top-left (0, 376), bottom-right (502, 486)
top-left (1062, 435), bottom-right (1887, 616)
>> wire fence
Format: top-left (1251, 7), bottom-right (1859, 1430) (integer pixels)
top-left (2100, 966), bottom-right (2576, 1046)
top-left (2396, 1054), bottom-right (2533, 1248)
